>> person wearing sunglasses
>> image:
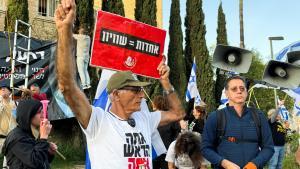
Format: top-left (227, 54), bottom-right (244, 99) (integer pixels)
top-left (201, 76), bottom-right (274, 169)
top-left (54, 0), bottom-right (185, 168)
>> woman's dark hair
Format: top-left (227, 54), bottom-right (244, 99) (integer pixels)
top-left (152, 95), bottom-right (170, 111)
top-left (175, 131), bottom-right (203, 168)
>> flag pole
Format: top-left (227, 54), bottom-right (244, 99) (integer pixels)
top-left (252, 90), bottom-right (261, 109)
top-left (142, 88), bottom-right (153, 105)
top-left (247, 87), bottom-right (254, 106)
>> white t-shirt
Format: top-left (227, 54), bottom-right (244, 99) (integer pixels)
top-left (81, 106), bottom-right (161, 169)
top-left (165, 141), bottom-right (195, 169)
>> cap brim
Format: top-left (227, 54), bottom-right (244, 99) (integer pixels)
top-left (126, 81), bottom-right (151, 87)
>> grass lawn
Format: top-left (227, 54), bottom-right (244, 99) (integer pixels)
top-left (51, 158), bottom-right (85, 169)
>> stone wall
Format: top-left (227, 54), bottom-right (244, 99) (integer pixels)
top-left (27, 0), bottom-right (57, 40)
top-left (0, 10), bottom-right (6, 31)
top-left (0, 0), bottom-right (8, 31)
top-left (0, 0), bottom-right (57, 41)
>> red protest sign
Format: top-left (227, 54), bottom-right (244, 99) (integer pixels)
top-left (90, 10), bottom-right (166, 79)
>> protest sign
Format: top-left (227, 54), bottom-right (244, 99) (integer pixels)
top-left (90, 11), bottom-right (166, 79)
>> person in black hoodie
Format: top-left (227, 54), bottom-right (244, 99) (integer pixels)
top-left (1, 99), bottom-right (56, 169)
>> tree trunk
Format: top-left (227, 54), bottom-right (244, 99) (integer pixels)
top-left (239, 0), bottom-right (245, 48)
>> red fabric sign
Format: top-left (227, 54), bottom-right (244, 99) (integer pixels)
top-left (90, 11), bottom-right (166, 79)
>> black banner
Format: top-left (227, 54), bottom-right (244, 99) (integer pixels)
top-left (0, 31), bottom-right (76, 120)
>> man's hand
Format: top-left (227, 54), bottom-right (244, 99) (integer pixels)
top-left (278, 99), bottom-right (284, 107)
top-left (221, 159), bottom-right (240, 169)
top-left (243, 162), bottom-right (257, 169)
top-left (157, 55), bottom-right (170, 82)
top-left (54, 0), bottom-right (76, 30)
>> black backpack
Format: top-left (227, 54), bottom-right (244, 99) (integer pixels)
top-left (215, 107), bottom-right (262, 146)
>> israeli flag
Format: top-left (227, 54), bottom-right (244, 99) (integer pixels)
top-left (275, 41), bottom-right (300, 61)
top-left (92, 69), bottom-right (115, 110)
top-left (294, 96), bottom-right (300, 116)
top-left (86, 69), bottom-right (166, 168)
top-left (279, 104), bottom-right (289, 121)
top-left (220, 88), bottom-right (228, 104)
top-left (283, 87), bottom-right (300, 99)
top-left (282, 87), bottom-right (300, 118)
top-left (185, 58), bottom-right (202, 106)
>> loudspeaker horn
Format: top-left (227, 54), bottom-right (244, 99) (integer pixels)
top-left (212, 45), bottom-right (253, 73)
top-left (262, 60), bottom-right (300, 89)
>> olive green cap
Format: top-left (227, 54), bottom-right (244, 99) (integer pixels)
top-left (106, 71), bottom-right (151, 94)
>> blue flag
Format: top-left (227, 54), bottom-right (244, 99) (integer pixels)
top-left (185, 58), bottom-right (201, 106)
top-left (275, 41), bottom-right (300, 61)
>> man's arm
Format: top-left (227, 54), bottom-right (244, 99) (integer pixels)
top-left (55, 0), bottom-right (91, 129)
top-left (157, 59), bottom-right (185, 126)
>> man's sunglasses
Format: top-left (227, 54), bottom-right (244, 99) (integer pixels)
top-left (229, 86), bottom-right (246, 92)
top-left (118, 86), bottom-right (144, 94)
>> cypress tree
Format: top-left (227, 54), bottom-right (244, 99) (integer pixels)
top-left (215, 2), bottom-right (228, 106)
top-left (185, 0), bottom-right (215, 112)
top-left (135, 0), bottom-right (157, 27)
top-left (102, 0), bottom-right (125, 16)
top-left (75, 0), bottom-right (94, 35)
top-left (168, 0), bottom-right (187, 103)
top-left (135, 0), bottom-right (160, 101)
top-left (5, 0), bottom-right (29, 34)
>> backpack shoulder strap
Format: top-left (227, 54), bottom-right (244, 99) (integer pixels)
top-left (216, 108), bottom-right (226, 146)
top-left (250, 108), bottom-right (262, 145)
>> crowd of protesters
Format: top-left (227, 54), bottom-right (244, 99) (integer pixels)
top-left (1, 79), bottom-right (299, 169)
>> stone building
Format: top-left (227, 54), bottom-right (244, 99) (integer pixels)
top-left (0, 0), bottom-right (162, 41)
top-left (0, 0), bottom-right (59, 40)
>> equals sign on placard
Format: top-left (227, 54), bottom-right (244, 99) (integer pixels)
top-left (129, 40), bottom-right (135, 46)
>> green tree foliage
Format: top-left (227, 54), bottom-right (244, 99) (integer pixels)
top-left (102, 0), bottom-right (125, 16)
top-left (135, 0), bottom-right (160, 101)
top-left (5, 0), bottom-right (29, 34)
top-left (185, 0), bottom-right (215, 112)
top-left (135, 0), bottom-right (157, 27)
top-left (168, 0), bottom-right (187, 104)
top-left (243, 51), bottom-right (294, 113)
top-left (215, 2), bottom-right (228, 107)
top-left (75, 0), bottom-right (94, 35)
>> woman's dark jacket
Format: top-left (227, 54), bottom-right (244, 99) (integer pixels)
top-left (1, 99), bottom-right (54, 169)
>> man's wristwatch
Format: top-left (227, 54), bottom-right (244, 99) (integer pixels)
top-left (163, 86), bottom-right (175, 95)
